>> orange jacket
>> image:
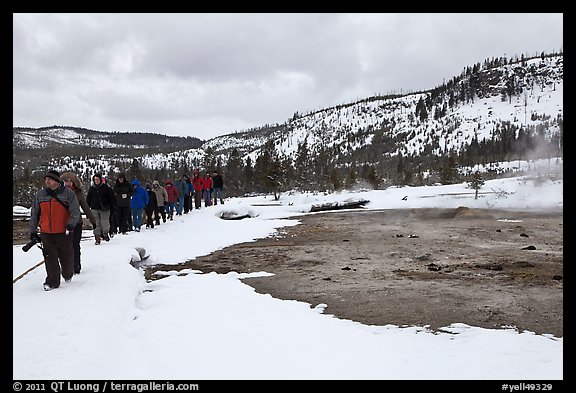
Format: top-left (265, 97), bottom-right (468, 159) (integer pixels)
top-left (30, 185), bottom-right (81, 234)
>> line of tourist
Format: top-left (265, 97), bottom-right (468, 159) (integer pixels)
top-left (29, 168), bottom-right (225, 291)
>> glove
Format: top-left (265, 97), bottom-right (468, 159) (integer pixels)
top-left (30, 233), bottom-right (42, 243)
top-left (66, 224), bottom-right (75, 234)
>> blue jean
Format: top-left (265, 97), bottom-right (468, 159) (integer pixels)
top-left (131, 208), bottom-right (143, 230)
top-left (166, 202), bottom-right (176, 217)
top-left (203, 190), bottom-right (211, 207)
top-left (176, 196), bottom-right (184, 215)
top-left (212, 187), bottom-right (223, 205)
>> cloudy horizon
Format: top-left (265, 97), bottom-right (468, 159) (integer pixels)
top-left (13, 13), bottom-right (563, 140)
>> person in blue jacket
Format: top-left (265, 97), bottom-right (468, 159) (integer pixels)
top-left (130, 179), bottom-right (149, 232)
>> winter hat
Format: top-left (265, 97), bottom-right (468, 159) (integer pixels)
top-left (61, 172), bottom-right (81, 189)
top-left (145, 182), bottom-right (152, 190)
top-left (93, 173), bottom-right (103, 182)
top-left (152, 180), bottom-right (160, 186)
top-left (44, 170), bottom-right (62, 183)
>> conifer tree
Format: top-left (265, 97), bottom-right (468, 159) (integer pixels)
top-left (225, 148), bottom-right (243, 197)
top-left (128, 158), bottom-right (142, 181)
top-left (329, 168), bottom-right (342, 191)
top-left (294, 140), bottom-right (309, 190)
top-left (468, 171), bottom-right (485, 199)
top-left (242, 156), bottom-right (254, 194)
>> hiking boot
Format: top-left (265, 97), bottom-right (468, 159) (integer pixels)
top-left (43, 284), bottom-right (56, 291)
top-left (65, 277), bottom-right (72, 283)
top-left (95, 234), bottom-right (101, 245)
top-left (102, 233), bottom-right (110, 241)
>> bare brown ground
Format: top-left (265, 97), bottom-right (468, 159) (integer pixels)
top-left (16, 208), bottom-right (563, 337)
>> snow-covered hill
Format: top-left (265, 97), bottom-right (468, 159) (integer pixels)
top-left (203, 55), bottom-right (562, 163)
top-left (13, 127), bottom-right (143, 149)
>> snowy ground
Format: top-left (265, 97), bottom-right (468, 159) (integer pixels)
top-left (13, 168), bottom-right (563, 380)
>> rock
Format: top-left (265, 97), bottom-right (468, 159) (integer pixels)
top-left (220, 212), bottom-right (252, 220)
top-left (310, 199), bottom-right (369, 212)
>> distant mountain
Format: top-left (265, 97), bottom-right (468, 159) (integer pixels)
top-left (13, 51), bottom-right (563, 206)
top-left (13, 126), bottom-right (203, 184)
top-left (13, 126), bottom-right (202, 151)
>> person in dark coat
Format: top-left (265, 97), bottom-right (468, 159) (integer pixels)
top-left (174, 175), bottom-right (188, 216)
top-left (144, 183), bottom-right (159, 229)
top-left (86, 173), bottom-right (117, 244)
top-left (113, 173), bottom-right (133, 234)
top-left (61, 171), bottom-right (97, 274)
top-left (211, 170), bottom-right (224, 205)
top-left (101, 177), bottom-right (118, 238)
top-left (183, 174), bottom-right (193, 213)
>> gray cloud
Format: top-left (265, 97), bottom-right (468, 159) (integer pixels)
top-left (13, 13), bottom-right (563, 140)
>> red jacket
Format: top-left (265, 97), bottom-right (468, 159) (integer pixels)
top-left (191, 176), bottom-right (204, 192)
top-left (202, 176), bottom-right (213, 190)
top-left (164, 180), bottom-right (180, 203)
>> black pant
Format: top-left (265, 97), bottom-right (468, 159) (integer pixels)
top-left (194, 192), bottom-right (202, 209)
top-left (145, 207), bottom-right (156, 227)
top-left (116, 206), bottom-right (131, 233)
top-left (184, 196), bottom-right (191, 213)
top-left (41, 232), bottom-right (74, 288)
top-left (72, 221), bottom-right (83, 273)
top-left (155, 206), bottom-right (166, 224)
top-left (109, 209), bottom-right (118, 234)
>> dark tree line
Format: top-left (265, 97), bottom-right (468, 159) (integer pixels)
top-left (13, 116), bottom-right (562, 208)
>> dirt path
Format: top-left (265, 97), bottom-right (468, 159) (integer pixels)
top-left (147, 207), bottom-right (563, 337)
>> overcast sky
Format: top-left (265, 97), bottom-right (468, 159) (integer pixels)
top-left (13, 13), bottom-right (563, 141)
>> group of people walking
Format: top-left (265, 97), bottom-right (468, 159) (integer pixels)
top-left (29, 168), bottom-right (224, 291)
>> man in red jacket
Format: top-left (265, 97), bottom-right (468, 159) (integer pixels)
top-left (202, 172), bottom-right (213, 207)
top-left (29, 170), bottom-right (81, 291)
top-left (191, 169), bottom-right (204, 210)
top-left (164, 179), bottom-right (180, 220)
